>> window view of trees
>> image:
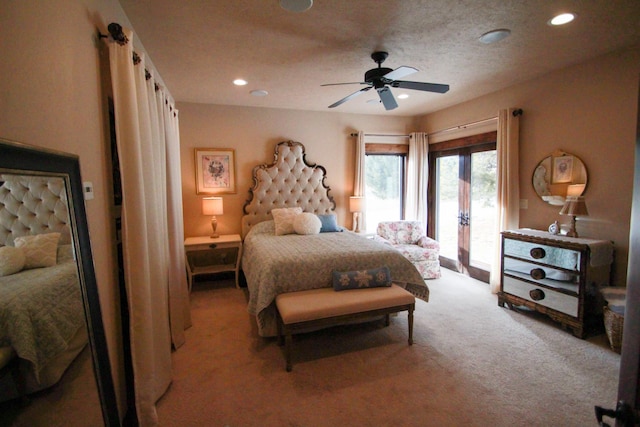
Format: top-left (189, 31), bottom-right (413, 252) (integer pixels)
top-left (364, 154), bottom-right (404, 231)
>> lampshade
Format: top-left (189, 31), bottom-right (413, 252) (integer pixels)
top-left (566, 184), bottom-right (586, 197)
top-left (349, 196), bottom-right (365, 213)
top-left (559, 196), bottom-right (588, 216)
top-left (202, 197), bottom-right (223, 216)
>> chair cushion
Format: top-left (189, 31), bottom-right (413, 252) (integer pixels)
top-left (395, 244), bottom-right (440, 262)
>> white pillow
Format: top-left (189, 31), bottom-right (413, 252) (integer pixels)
top-left (271, 207), bottom-right (303, 235)
top-left (0, 246), bottom-right (26, 277)
top-left (14, 232), bottom-right (61, 269)
top-left (293, 213), bottom-right (322, 235)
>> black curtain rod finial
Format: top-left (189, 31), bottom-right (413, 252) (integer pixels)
top-left (98, 22), bottom-right (128, 45)
top-left (512, 108), bottom-right (523, 117)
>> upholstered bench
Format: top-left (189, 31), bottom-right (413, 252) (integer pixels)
top-left (275, 284), bottom-right (416, 371)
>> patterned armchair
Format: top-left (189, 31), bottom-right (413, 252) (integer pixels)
top-left (374, 221), bottom-right (441, 279)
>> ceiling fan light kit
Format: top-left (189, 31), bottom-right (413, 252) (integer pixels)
top-left (322, 51), bottom-right (449, 111)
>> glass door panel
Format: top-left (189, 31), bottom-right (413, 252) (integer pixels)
top-left (469, 150), bottom-right (497, 270)
top-left (435, 155), bottom-right (459, 262)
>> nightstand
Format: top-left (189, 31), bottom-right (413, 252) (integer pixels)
top-left (184, 234), bottom-right (243, 291)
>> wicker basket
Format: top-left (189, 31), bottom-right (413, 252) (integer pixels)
top-left (603, 305), bottom-right (623, 354)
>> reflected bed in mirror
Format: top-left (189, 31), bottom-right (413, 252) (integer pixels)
top-left (0, 139), bottom-right (119, 426)
top-left (532, 150), bottom-right (588, 205)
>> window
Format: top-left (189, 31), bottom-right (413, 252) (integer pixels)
top-left (364, 144), bottom-right (407, 232)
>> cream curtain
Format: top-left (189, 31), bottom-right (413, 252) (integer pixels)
top-left (108, 28), bottom-right (189, 426)
top-left (406, 132), bottom-right (429, 226)
top-left (489, 109), bottom-right (521, 293)
top-left (162, 94), bottom-right (192, 346)
top-left (353, 131), bottom-right (366, 228)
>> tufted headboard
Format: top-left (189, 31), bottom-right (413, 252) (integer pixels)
top-left (242, 141), bottom-right (336, 237)
top-left (0, 174), bottom-right (71, 247)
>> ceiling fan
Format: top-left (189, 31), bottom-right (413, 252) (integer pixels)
top-left (322, 51), bottom-right (450, 111)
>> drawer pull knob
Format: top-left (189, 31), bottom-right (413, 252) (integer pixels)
top-left (530, 247), bottom-right (546, 259)
top-left (529, 289), bottom-right (545, 301)
top-left (209, 244), bottom-right (217, 249)
top-left (530, 268), bottom-right (546, 280)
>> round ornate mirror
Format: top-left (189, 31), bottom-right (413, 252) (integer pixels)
top-left (532, 150), bottom-right (588, 205)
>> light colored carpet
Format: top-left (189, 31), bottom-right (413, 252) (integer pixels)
top-left (0, 345), bottom-right (103, 427)
top-left (157, 268), bottom-right (620, 427)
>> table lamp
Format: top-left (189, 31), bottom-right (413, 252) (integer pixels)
top-left (202, 197), bottom-right (224, 238)
top-left (559, 196), bottom-right (588, 238)
top-left (349, 196), bottom-right (365, 233)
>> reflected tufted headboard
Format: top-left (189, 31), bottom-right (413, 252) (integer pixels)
top-left (0, 174), bottom-right (71, 247)
top-left (242, 141), bottom-right (336, 237)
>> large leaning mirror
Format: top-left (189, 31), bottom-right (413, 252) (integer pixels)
top-left (0, 139), bottom-right (119, 426)
top-left (532, 150), bottom-right (588, 205)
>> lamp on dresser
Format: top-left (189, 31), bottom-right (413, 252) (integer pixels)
top-left (202, 196), bottom-right (224, 238)
top-left (349, 196), bottom-right (365, 233)
top-left (559, 196), bottom-right (588, 238)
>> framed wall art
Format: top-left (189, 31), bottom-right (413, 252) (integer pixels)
top-left (195, 148), bottom-right (237, 194)
top-left (552, 154), bottom-right (574, 184)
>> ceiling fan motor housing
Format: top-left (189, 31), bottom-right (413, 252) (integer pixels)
top-left (365, 67), bottom-right (393, 85)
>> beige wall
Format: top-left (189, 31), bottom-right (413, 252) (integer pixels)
top-left (178, 103), bottom-right (418, 237)
top-left (0, 0), bottom-right (160, 417)
top-left (418, 47), bottom-right (640, 287)
top-left (2, 0), bottom-right (638, 420)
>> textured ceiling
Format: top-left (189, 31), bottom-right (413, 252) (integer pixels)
top-left (118, 0), bottom-right (640, 116)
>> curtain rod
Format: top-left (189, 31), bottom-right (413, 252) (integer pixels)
top-left (350, 109), bottom-right (523, 139)
top-left (427, 116), bottom-right (497, 137)
top-left (349, 133), bottom-right (409, 138)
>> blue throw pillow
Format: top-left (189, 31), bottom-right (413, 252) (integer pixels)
top-left (332, 266), bottom-right (392, 291)
top-left (317, 214), bottom-right (342, 233)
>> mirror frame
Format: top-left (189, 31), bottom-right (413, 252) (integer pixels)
top-left (532, 150), bottom-right (588, 205)
top-left (0, 139), bottom-right (119, 426)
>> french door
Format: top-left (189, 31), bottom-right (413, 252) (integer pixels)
top-left (428, 134), bottom-right (496, 282)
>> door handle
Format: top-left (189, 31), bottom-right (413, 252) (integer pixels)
top-left (458, 211), bottom-right (469, 226)
top-left (595, 401), bottom-right (636, 427)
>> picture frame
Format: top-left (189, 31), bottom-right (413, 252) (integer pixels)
top-left (552, 155), bottom-right (574, 184)
top-left (195, 148), bottom-right (237, 194)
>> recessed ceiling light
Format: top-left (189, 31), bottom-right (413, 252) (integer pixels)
top-left (233, 79), bottom-right (248, 86)
top-left (397, 94), bottom-right (409, 99)
top-left (280, 0), bottom-right (313, 13)
top-left (478, 29), bottom-right (511, 44)
top-left (549, 13), bottom-right (576, 26)
top-left (250, 89), bottom-right (269, 97)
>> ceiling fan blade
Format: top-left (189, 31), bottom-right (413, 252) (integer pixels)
top-left (328, 86), bottom-right (372, 108)
top-left (376, 86), bottom-right (398, 110)
top-left (382, 66), bottom-right (418, 81)
top-left (321, 82), bottom-right (368, 87)
top-left (391, 80), bottom-right (450, 93)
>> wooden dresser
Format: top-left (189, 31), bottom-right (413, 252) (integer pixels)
top-left (498, 229), bottom-right (613, 338)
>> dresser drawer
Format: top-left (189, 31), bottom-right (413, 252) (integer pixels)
top-left (503, 238), bottom-right (581, 271)
top-left (502, 276), bottom-right (579, 317)
top-left (503, 258), bottom-right (579, 291)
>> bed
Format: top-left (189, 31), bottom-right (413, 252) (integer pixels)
top-left (0, 174), bottom-right (87, 401)
top-left (241, 141), bottom-right (429, 337)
